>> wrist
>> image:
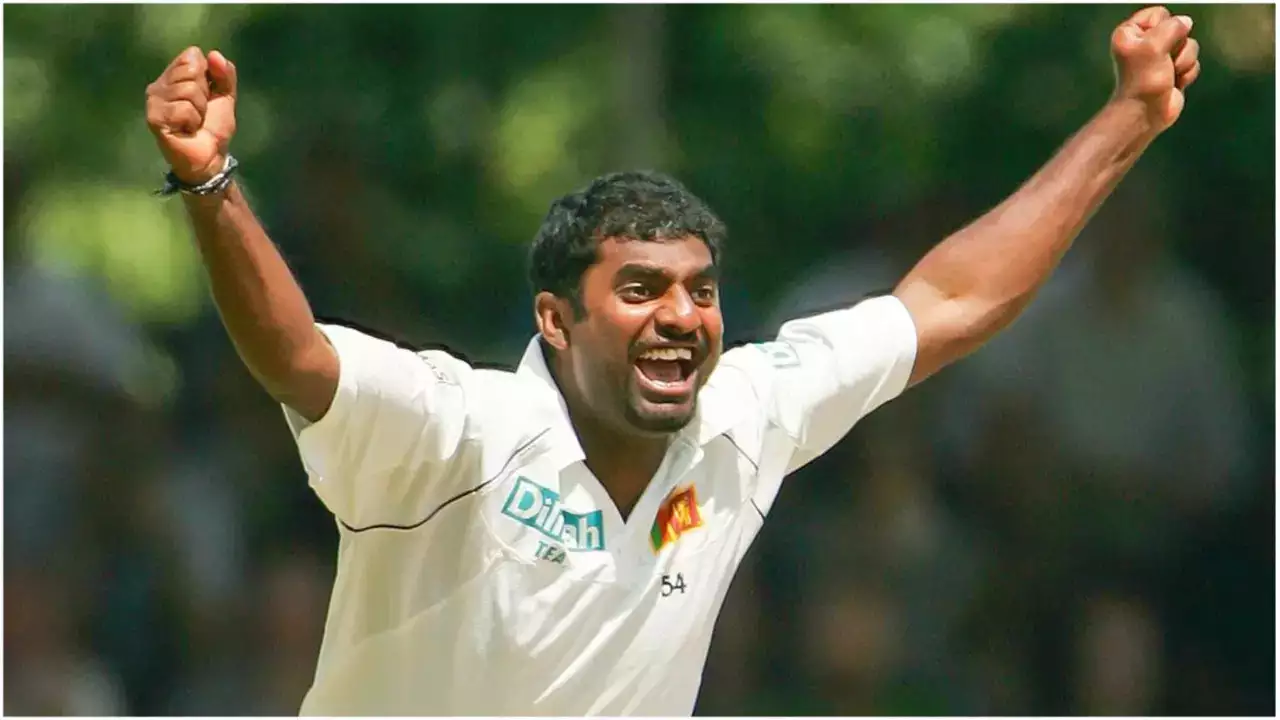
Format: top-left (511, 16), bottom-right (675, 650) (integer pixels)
top-left (169, 152), bottom-right (229, 185)
top-left (1104, 94), bottom-right (1163, 140)
top-left (182, 180), bottom-right (242, 215)
top-left (157, 155), bottom-right (239, 198)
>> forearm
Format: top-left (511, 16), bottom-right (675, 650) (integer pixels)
top-left (185, 182), bottom-right (335, 417)
top-left (895, 98), bottom-right (1159, 379)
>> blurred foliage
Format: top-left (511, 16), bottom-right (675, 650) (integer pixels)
top-left (5, 3), bottom-right (1273, 361)
top-left (3, 5), bottom-right (1273, 716)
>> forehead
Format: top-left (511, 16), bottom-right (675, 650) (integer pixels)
top-left (591, 236), bottom-right (714, 277)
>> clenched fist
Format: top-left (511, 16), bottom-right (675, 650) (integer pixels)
top-left (1111, 6), bottom-right (1201, 132)
top-left (146, 47), bottom-right (238, 185)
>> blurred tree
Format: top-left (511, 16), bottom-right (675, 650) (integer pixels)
top-left (4, 5), bottom-right (1272, 714)
top-left (6, 4), bottom-right (1271, 338)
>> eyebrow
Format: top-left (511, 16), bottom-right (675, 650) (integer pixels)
top-left (613, 262), bottom-right (720, 284)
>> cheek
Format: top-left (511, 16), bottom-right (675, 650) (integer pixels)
top-left (701, 308), bottom-right (725, 341)
top-left (576, 318), bottom-right (637, 387)
top-left (595, 304), bottom-right (650, 351)
top-left (701, 310), bottom-right (725, 371)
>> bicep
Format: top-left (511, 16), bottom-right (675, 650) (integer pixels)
top-left (276, 326), bottom-right (341, 424)
top-left (893, 277), bottom-right (989, 387)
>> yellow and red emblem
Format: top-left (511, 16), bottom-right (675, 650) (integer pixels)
top-left (650, 485), bottom-right (703, 553)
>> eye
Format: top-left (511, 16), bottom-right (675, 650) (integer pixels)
top-left (691, 284), bottom-right (718, 306)
top-left (618, 284), bottom-right (656, 303)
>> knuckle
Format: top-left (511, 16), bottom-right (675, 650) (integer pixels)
top-left (1130, 42), bottom-right (1154, 60)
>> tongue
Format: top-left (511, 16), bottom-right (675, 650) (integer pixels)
top-left (637, 359), bottom-right (683, 383)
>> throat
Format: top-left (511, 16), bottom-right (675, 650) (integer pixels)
top-left (582, 444), bottom-right (667, 521)
top-left (570, 426), bottom-right (669, 521)
top-left (547, 351), bottom-right (671, 521)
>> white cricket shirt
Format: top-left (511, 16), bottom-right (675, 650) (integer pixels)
top-left (282, 295), bottom-right (917, 716)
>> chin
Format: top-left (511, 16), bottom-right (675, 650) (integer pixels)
top-left (624, 401), bottom-right (697, 435)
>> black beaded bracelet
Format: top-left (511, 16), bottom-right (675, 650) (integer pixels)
top-left (155, 155), bottom-right (239, 197)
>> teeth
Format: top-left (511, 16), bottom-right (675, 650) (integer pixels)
top-left (639, 348), bottom-right (692, 361)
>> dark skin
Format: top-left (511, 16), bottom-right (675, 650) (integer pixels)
top-left (534, 237), bottom-right (723, 518)
top-left (146, 8), bottom-right (1200, 519)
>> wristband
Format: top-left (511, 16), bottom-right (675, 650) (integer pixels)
top-left (155, 155), bottom-right (239, 197)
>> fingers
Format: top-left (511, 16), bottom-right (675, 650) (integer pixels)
top-left (147, 94), bottom-right (203, 136)
top-left (166, 63), bottom-right (212, 99)
top-left (1146, 14), bottom-right (1193, 55)
top-left (161, 46), bottom-right (196, 75)
top-left (1173, 33), bottom-right (1200, 91)
top-left (1166, 87), bottom-right (1185, 122)
top-left (148, 78), bottom-right (208, 116)
top-left (1110, 7), bottom-right (1201, 127)
top-left (164, 46), bottom-right (208, 84)
top-left (1174, 37), bottom-right (1200, 75)
top-left (207, 50), bottom-right (238, 99)
top-left (1129, 5), bottom-right (1171, 31)
top-left (165, 101), bottom-right (203, 135)
top-left (146, 76), bottom-right (208, 135)
top-left (147, 47), bottom-right (217, 136)
top-left (1112, 6), bottom-right (1174, 55)
top-left (158, 47), bottom-right (211, 107)
top-left (1177, 62), bottom-right (1201, 90)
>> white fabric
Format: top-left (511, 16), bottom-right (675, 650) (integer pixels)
top-left (281, 295), bottom-right (917, 716)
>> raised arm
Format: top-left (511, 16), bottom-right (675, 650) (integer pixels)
top-left (146, 47), bottom-right (338, 421)
top-left (894, 6), bottom-right (1201, 385)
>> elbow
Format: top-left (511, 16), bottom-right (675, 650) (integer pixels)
top-left (952, 291), bottom-right (1036, 349)
top-left (901, 288), bottom-right (1031, 385)
top-left (897, 268), bottom-right (1046, 383)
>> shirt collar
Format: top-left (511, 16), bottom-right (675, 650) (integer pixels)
top-left (515, 337), bottom-right (586, 471)
top-left (514, 337), bottom-right (723, 472)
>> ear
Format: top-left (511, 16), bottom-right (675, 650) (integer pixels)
top-left (534, 291), bottom-right (573, 351)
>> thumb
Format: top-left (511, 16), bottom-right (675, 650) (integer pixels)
top-left (1146, 15), bottom-right (1192, 55)
top-left (1112, 23), bottom-right (1146, 55)
top-left (207, 50), bottom-right (238, 99)
top-left (1164, 86), bottom-right (1185, 124)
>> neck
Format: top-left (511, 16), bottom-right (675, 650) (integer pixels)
top-left (571, 412), bottom-right (670, 519)
top-left (547, 350), bottom-right (670, 519)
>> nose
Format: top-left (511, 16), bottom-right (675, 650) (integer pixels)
top-left (654, 286), bottom-right (701, 339)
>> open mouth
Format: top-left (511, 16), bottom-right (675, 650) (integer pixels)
top-left (633, 347), bottom-right (698, 399)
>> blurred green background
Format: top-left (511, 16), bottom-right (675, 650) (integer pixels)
top-left (5, 4), bottom-right (1274, 715)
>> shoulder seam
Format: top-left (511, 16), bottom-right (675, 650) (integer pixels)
top-left (338, 428), bottom-right (550, 534)
top-left (315, 314), bottom-right (516, 372)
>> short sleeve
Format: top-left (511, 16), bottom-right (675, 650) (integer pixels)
top-left (281, 324), bottom-right (477, 528)
top-left (722, 294), bottom-right (918, 477)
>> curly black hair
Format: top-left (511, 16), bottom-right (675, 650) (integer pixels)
top-left (528, 170), bottom-right (727, 316)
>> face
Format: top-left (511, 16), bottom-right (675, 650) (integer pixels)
top-left (537, 236), bottom-right (724, 436)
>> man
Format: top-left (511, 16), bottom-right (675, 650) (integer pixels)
top-left (145, 7), bottom-right (1199, 715)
